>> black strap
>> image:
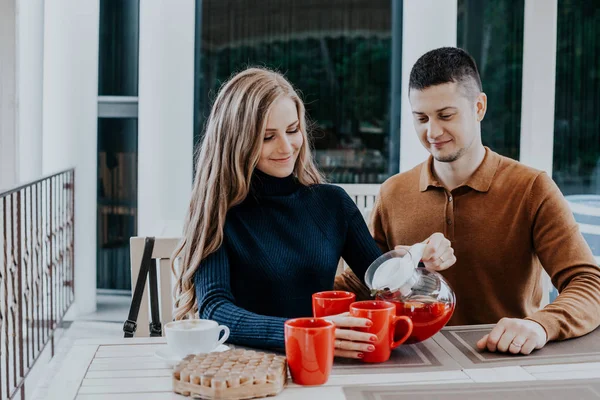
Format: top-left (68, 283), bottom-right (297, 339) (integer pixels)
top-left (124, 237), bottom-right (162, 338)
top-left (148, 257), bottom-right (162, 336)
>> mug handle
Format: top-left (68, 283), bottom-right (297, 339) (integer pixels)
top-left (390, 316), bottom-right (413, 349)
top-left (216, 325), bottom-right (230, 345)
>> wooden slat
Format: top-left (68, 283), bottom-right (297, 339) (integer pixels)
top-left (75, 337), bottom-right (167, 346)
top-left (92, 356), bottom-right (155, 364)
top-left (159, 258), bottom-right (173, 327)
top-left (523, 362), bottom-right (600, 381)
top-left (336, 184), bottom-right (380, 196)
top-left (88, 362), bottom-right (169, 371)
top-left (95, 344), bottom-right (166, 353)
top-left (150, 238), bottom-right (180, 259)
top-left (77, 377), bottom-right (172, 394)
top-left (95, 344), bottom-right (167, 357)
top-left (85, 369), bottom-right (172, 379)
top-left (530, 369), bottom-right (600, 381)
top-left (463, 367), bottom-right (536, 383)
top-left (77, 394), bottom-right (188, 400)
top-left (523, 362), bottom-right (600, 374)
top-left (81, 377), bottom-right (171, 387)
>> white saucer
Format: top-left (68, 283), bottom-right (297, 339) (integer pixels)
top-left (154, 344), bottom-right (230, 366)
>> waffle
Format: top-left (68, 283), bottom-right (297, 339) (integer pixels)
top-left (173, 348), bottom-right (288, 399)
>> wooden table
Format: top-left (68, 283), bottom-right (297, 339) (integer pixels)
top-left (46, 325), bottom-right (600, 400)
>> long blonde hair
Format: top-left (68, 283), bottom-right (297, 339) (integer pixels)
top-left (172, 67), bottom-right (324, 320)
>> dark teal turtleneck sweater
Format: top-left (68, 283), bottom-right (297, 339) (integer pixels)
top-left (195, 170), bottom-right (382, 349)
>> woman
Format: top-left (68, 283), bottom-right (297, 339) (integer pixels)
top-left (172, 67), bottom-right (454, 359)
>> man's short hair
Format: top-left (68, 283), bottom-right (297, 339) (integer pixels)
top-left (409, 47), bottom-right (483, 100)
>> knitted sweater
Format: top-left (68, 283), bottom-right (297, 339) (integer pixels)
top-left (195, 170), bottom-right (382, 348)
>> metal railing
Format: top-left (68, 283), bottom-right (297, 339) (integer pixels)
top-left (0, 169), bottom-right (75, 399)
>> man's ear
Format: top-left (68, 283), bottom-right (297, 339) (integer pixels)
top-left (475, 92), bottom-right (487, 122)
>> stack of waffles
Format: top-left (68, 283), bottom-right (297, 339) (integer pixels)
top-left (173, 348), bottom-right (288, 399)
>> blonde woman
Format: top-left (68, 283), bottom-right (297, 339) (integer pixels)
top-left (172, 67), bottom-right (453, 359)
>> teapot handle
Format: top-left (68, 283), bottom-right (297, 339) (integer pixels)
top-left (408, 243), bottom-right (427, 268)
top-left (390, 316), bottom-right (413, 349)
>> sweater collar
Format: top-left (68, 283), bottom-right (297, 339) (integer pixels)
top-left (250, 169), bottom-right (300, 197)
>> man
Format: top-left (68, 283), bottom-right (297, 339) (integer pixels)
top-left (338, 47), bottom-right (600, 355)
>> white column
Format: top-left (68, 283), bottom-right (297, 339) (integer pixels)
top-left (0, 0), bottom-right (17, 190)
top-left (400, 0), bottom-right (457, 172)
top-left (43, 0), bottom-right (100, 316)
top-left (519, 0), bottom-right (558, 176)
top-left (519, 0), bottom-right (558, 307)
top-left (137, 0), bottom-right (195, 237)
top-left (17, 0), bottom-right (44, 182)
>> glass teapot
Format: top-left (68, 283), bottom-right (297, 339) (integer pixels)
top-left (364, 244), bottom-right (456, 344)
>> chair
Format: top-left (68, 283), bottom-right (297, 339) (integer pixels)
top-left (336, 183), bottom-right (380, 222)
top-left (129, 236), bottom-right (180, 337)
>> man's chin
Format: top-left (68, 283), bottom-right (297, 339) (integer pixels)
top-left (433, 149), bottom-right (462, 163)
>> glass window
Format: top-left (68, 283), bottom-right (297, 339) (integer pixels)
top-left (553, 1), bottom-right (600, 196)
top-left (552, 1), bottom-right (600, 281)
top-left (457, 0), bottom-right (524, 160)
top-left (194, 0), bottom-right (398, 183)
top-left (97, 118), bottom-right (138, 290)
top-left (98, 0), bottom-right (140, 96)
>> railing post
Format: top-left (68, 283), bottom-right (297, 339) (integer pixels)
top-left (3, 196), bottom-right (8, 399)
top-left (16, 192), bottom-right (24, 400)
top-left (49, 177), bottom-right (54, 357)
top-left (71, 170), bottom-right (75, 303)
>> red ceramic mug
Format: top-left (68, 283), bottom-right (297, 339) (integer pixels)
top-left (312, 291), bottom-right (356, 317)
top-left (284, 318), bottom-right (336, 385)
top-left (349, 300), bottom-right (413, 363)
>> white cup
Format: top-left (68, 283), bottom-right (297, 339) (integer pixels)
top-left (164, 319), bottom-right (230, 357)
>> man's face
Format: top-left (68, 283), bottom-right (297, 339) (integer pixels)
top-left (409, 82), bottom-right (486, 163)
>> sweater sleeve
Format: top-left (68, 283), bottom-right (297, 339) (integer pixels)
top-left (369, 192), bottom-right (392, 253)
top-left (525, 172), bottom-right (600, 341)
top-left (340, 192), bottom-right (383, 282)
top-left (195, 241), bottom-right (287, 349)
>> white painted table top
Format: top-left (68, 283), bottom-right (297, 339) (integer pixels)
top-left (46, 333), bottom-right (600, 400)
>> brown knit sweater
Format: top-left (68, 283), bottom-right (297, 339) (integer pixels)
top-left (337, 148), bottom-right (600, 341)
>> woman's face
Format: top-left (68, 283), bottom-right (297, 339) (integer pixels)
top-left (256, 97), bottom-right (304, 178)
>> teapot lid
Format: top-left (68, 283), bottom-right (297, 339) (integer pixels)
top-left (365, 243), bottom-right (426, 295)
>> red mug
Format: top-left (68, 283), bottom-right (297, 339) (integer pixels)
top-left (349, 300), bottom-right (413, 363)
top-left (284, 318), bottom-right (335, 385)
top-left (312, 291), bottom-right (356, 317)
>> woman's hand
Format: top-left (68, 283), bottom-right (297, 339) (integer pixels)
top-left (324, 312), bottom-right (377, 359)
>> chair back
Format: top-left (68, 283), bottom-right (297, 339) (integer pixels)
top-left (129, 236), bottom-right (180, 337)
top-left (337, 184), bottom-right (380, 221)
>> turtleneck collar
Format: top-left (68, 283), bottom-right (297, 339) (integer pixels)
top-left (250, 169), bottom-right (301, 197)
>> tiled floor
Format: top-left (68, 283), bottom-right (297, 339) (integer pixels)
top-left (30, 294), bottom-right (131, 400)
